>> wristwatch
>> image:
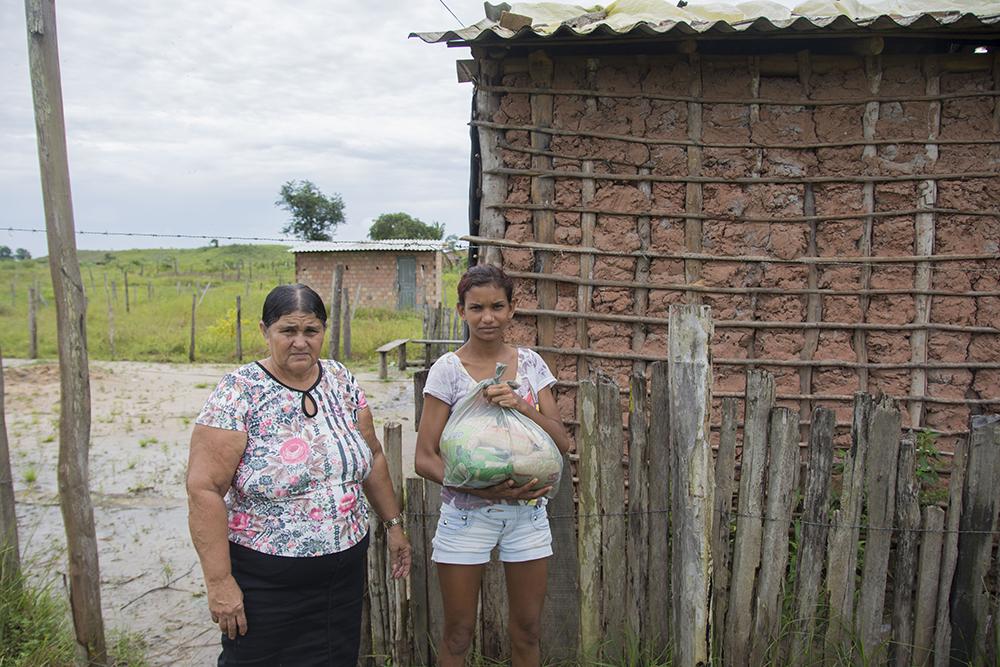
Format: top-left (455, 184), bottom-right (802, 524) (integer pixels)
top-left (383, 513), bottom-right (404, 530)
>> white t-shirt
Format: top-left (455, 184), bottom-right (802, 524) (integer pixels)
top-left (423, 348), bottom-right (557, 509)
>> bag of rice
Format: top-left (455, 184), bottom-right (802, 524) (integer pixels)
top-left (440, 363), bottom-right (562, 497)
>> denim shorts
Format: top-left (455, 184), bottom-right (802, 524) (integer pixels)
top-left (431, 502), bottom-right (553, 565)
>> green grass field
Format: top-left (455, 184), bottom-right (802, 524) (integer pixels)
top-left (0, 245), bottom-right (466, 366)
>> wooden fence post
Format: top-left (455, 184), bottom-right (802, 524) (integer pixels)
top-left (789, 406), bottom-right (835, 664)
top-left (949, 414), bottom-right (1000, 663)
top-left (382, 422), bottom-right (409, 666)
top-left (235, 296), bottom-right (242, 363)
top-left (0, 348), bottom-right (20, 580)
top-left (857, 395), bottom-right (901, 662)
top-left (750, 407), bottom-right (800, 666)
top-left (328, 265), bottom-right (343, 361)
top-left (725, 369), bottom-right (774, 665)
top-left (913, 506), bottom-right (945, 667)
top-left (189, 293), bottom-right (196, 362)
top-left (28, 287), bottom-right (37, 359)
top-left (667, 304), bottom-right (713, 667)
top-left (891, 432), bottom-right (921, 667)
top-left (825, 394), bottom-right (872, 658)
top-left (647, 361), bottom-right (671, 655)
top-left (406, 478), bottom-right (429, 665)
top-left (413, 370), bottom-right (428, 432)
top-left (105, 282), bottom-right (115, 360)
top-left (25, 1), bottom-right (107, 661)
top-left (933, 435), bottom-right (967, 667)
top-left (711, 398), bottom-right (738, 651)
top-left (342, 287), bottom-right (351, 360)
top-left (627, 373), bottom-right (650, 643)
top-left (598, 374), bottom-right (626, 656)
top-left (123, 270), bottom-right (129, 313)
top-left (576, 378), bottom-right (602, 654)
top-left (542, 451), bottom-right (580, 661)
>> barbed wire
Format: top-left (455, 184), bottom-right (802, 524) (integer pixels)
top-left (0, 226), bottom-right (295, 244)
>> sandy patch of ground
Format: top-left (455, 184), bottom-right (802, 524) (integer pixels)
top-left (4, 358), bottom-right (418, 665)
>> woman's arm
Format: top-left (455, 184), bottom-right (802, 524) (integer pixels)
top-left (483, 384), bottom-right (572, 454)
top-left (415, 394), bottom-right (549, 501)
top-left (357, 407), bottom-right (411, 579)
top-left (186, 424), bottom-right (248, 640)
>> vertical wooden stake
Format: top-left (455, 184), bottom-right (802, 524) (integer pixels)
top-left (28, 287), bottom-right (37, 359)
top-left (667, 304), bottom-right (713, 667)
top-left (912, 505), bottom-right (945, 667)
top-left (25, 0), bottom-right (107, 661)
top-left (235, 296), bottom-right (242, 363)
top-left (0, 348), bottom-right (20, 580)
top-left (342, 287), bottom-right (351, 360)
top-left (891, 432), bottom-right (921, 667)
top-left (328, 265), bottom-right (343, 361)
top-left (123, 270), bottom-right (129, 314)
top-left (576, 378), bottom-right (602, 654)
top-left (189, 293), bottom-right (196, 363)
top-left (105, 282), bottom-right (114, 360)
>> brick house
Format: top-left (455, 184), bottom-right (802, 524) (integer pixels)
top-left (414, 4), bottom-right (1000, 440)
top-left (291, 240), bottom-right (446, 310)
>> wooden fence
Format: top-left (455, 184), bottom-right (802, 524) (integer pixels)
top-left (365, 304), bottom-right (1000, 666)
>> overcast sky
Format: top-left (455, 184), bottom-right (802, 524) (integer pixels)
top-left (1, 1), bottom-right (492, 257)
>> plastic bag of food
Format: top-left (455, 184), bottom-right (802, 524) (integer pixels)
top-left (440, 363), bottom-right (562, 497)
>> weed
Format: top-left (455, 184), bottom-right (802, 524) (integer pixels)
top-left (22, 468), bottom-right (37, 484)
top-left (915, 430), bottom-right (945, 505)
top-left (194, 382), bottom-right (213, 389)
top-left (138, 437), bottom-right (157, 449)
top-left (41, 434), bottom-right (55, 443)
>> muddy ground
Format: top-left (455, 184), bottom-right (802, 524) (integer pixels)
top-left (4, 358), bottom-right (418, 665)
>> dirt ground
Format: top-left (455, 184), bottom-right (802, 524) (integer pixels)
top-left (3, 358), bottom-right (419, 666)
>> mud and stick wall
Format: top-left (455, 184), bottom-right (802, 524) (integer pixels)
top-left (295, 250), bottom-right (442, 310)
top-left (472, 49), bottom-right (1000, 445)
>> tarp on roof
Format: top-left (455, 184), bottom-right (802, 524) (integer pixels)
top-left (411, 0), bottom-right (1000, 43)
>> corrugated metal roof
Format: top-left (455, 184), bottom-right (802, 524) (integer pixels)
top-left (289, 240), bottom-right (447, 253)
top-left (411, 0), bottom-right (1000, 44)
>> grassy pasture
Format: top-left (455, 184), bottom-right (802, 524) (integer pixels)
top-left (0, 244), bottom-right (463, 367)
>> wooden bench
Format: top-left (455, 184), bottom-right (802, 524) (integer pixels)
top-left (375, 338), bottom-right (409, 380)
top-left (410, 338), bottom-right (463, 369)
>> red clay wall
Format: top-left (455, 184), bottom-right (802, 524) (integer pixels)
top-left (478, 51), bottom-right (999, 442)
top-left (295, 250), bottom-right (442, 310)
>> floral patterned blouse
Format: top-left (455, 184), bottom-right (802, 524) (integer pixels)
top-left (196, 359), bottom-right (372, 557)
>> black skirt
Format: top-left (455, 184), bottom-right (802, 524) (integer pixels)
top-left (218, 534), bottom-right (370, 667)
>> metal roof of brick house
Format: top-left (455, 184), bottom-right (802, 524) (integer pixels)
top-left (289, 240), bottom-right (447, 253)
top-left (410, 0), bottom-right (1000, 45)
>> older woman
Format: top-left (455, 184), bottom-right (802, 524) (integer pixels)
top-left (187, 283), bottom-right (410, 666)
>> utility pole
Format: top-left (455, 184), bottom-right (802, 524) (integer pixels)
top-left (24, 1), bottom-right (107, 664)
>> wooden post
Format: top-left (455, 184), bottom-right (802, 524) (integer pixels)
top-left (667, 304), bottom-right (713, 667)
top-left (750, 407), bottom-right (800, 666)
top-left (25, 1), bottom-right (107, 662)
top-left (949, 414), bottom-right (1000, 663)
top-left (9, 281), bottom-right (15, 306)
top-left (342, 287), bottom-right (351, 360)
top-left (235, 296), bottom-right (242, 363)
top-left (413, 370), bottom-right (428, 432)
top-left (647, 361), bottom-right (671, 654)
top-left (189, 293), bottom-right (196, 362)
top-left (598, 373), bottom-right (626, 656)
top-left (711, 398), bottom-right (738, 648)
top-left (856, 395), bottom-right (901, 661)
top-left (891, 433), bottom-right (921, 667)
top-left (328, 265), bottom-right (343, 360)
top-left (383, 423), bottom-right (409, 666)
top-left (406, 479), bottom-right (429, 665)
top-left (825, 394), bottom-right (872, 658)
top-left (789, 407), bottom-right (835, 664)
top-left (542, 451), bottom-right (580, 661)
top-left (28, 286), bottom-right (37, 359)
top-left (627, 374), bottom-right (650, 643)
top-left (0, 348), bottom-right (20, 579)
top-left (725, 369), bottom-right (775, 665)
top-left (912, 506), bottom-right (945, 667)
top-left (398, 343), bottom-right (407, 373)
top-left (933, 436), bottom-right (967, 667)
top-left (146, 282), bottom-right (152, 301)
top-left (576, 378), bottom-right (602, 653)
top-left (104, 282), bottom-right (114, 360)
top-left (123, 270), bottom-right (129, 313)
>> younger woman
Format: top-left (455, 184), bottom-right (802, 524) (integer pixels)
top-left (415, 265), bottom-right (571, 667)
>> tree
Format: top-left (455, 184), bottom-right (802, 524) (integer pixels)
top-left (368, 212), bottom-right (444, 240)
top-left (14, 248), bottom-right (31, 261)
top-left (276, 180), bottom-right (345, 241)
top-left (0, 247), bottom-right (11, 260)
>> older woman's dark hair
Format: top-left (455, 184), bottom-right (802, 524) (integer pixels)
top-left (262, 284), bottom-right (328, 327)
top-left (456, 265), bottom-right (514, 306)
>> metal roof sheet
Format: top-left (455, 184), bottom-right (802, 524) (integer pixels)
top-left (289, 240), bottom-right (446, 253)
top-left (410, 0), bottom-right (1000, 44)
